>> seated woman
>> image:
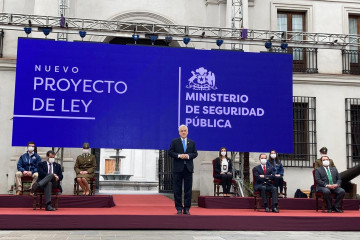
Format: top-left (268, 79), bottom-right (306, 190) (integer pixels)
top-left (74, 143), bottom-right (96, 195)
top-left (214, 147), bottom-right (233, 197)
top-left (267, 150), bottom-right (285, 197)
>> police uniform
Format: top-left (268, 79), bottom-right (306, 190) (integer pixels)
top-left (74, 143), bottom-right (96, 181)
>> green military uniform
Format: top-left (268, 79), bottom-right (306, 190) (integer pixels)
top-left (74, 153), bottom-right (96, 181)
top-left (314, 158), bottom-right (335, 169)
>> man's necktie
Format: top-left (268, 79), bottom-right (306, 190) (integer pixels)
top-left (182, 139), bottom-right (186, 152)
top-left (263, 166), bottom-right (266, 174)
top-left (49, 163), bottom-right (52, 174)
top-left (326, 167), bottom-right (333, 185)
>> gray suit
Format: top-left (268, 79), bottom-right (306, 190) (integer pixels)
top-left (315, 166), bottom-right (345, 210)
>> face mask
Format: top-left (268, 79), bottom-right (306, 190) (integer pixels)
top-left (49, 158), bottom-right (55, 163)
top-left (221, 151), bottom-right (226, 156)
top-left (270, 154), bottom-right (276, 159)
top-left (322, 160), bottom-right (330, 167)
top-left (28, 146), bottom-right (34, 152)
top-left (260, 158), bottom-right (267, 165)
top-left (83, 149), bottom-right (90, 154)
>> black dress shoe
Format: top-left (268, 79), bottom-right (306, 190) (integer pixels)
top-left (265, 207), bottom-right (270, 212)
top-left (177, 210), bottom-right (182, 215)
top-left (327, 209), bottom-right (332, 213)
top-left (333, 207), bottom-right (343, 213)
top-left (183, 209), bottom-right (190, 215)
top-left (272, 208), bottom-right (279, 213)
top-left (45, 204), bottom-right (56, 211)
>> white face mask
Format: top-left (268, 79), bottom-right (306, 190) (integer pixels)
top-left (322, 160), bottom-right (330, 167)
top-left (260, 158), bottom-right (267, 165)
top-left (28, 146), bottom-right (34, 152)
top-left (83, 149), bottom-right (90, 154)
top-left (270, 154), bottom-right (276, 159)
top-left (221, 151), bottom-right (226, 156)
top-left (49, 158), bottom-right (55, 163)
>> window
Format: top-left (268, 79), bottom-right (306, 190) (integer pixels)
top-left (345, 98), bottom-right (360, 168)
top-left (342, 15), bottom-right (360, 74)
top-left (279, 97), bottom-right (317, 167)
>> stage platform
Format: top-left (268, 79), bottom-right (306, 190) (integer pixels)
top-left (0, 194), bottom-right (359, 231)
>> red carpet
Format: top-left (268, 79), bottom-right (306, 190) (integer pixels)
top-left (0, 194), bottom-right (359, 230)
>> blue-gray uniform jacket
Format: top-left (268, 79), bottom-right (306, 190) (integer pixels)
top-left (17, 152), bottom-right (41, 173)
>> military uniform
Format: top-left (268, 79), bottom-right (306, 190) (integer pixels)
top-left (74, 153), bottom-right (96, 181)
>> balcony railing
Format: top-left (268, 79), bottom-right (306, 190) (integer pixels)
top-left (271, 47), bottom-right (318, 73)
top-left (342, 50), bottom-right (360, 75)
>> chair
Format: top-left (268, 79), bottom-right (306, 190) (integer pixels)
top-left (73, 177), bottom-right (96, 195)
top-left (20, 176), bottom-right (33, 194)
top-left (252, 168), bottom-right (272, 211)
top-left (312, 169), bottom-right (344, 212)
top-left (32, 188), bottom-right (61, 210)
top-left (212, 159), bottom-right (237, 196)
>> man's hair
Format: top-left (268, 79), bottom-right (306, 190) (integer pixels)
top-left (27, 141), bottom-right (35, 146)
top-left (259, 153), bottom-right (267, 159)
top-left (321, 156), bottom-right (329, 161)
top-left (178, 124), bottom-right (188, 131)
top-left (46, 150), bottom-right (56, 157)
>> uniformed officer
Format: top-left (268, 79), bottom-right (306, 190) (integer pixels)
top-left (74, 143), bottom-right (96, 195)
top-left (314, 147), bottom-right (335, 169)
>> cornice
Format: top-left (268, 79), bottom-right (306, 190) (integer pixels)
top-left (0, 58), bottom-right (16, 71)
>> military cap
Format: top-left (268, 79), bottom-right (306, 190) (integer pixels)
top-left (319, 147), bottom-right (328, 154)
top-left (82, 142), bottom-right (90, 149)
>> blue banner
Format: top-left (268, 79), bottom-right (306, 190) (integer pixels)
top-left (13, 38), bottom-right (293, 152)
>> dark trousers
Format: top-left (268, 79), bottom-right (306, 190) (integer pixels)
top-left (317, 186), bottom-right (345, 209)
top-left (255, 184), bottom-right (278, 208)
top-left (274, 177), bottom-right (284, 193)
top-left (217, 174), bottom-right (232, 194)
top-left (38, 174), bottom-right (60, 205)
top-left (173, 167), bottom-right (193, 211)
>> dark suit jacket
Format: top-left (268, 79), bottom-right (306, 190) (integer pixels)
top-left (253, 164), bottom-right (275, 191)
top-left (37, 161), bottom-right (63, 191)
top-left (168, 138), bottom-right (198, 173)
top-left (214, 157), bottom-right (232, 179)
top-left (315, 166), bottom-right (341, 190)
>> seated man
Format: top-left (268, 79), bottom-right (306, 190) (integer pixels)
top-left (15, 141), bottom-right (41, 195)
top-left (253, 153), bottom-right (279, 213)
top-left (32, 150), bottom-right (63, 211)
top-left (314, 147), bottom-right (335, 169)
top-left (315, 156), bottom-right (345, 213)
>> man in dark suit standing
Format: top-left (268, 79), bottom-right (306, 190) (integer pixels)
top-left (253, 153), bottom-right (279, 213)
top-left (315, 156), bottom-right (345, 213)
top-left (32, 150), bottom-right (63, 211)
top-left (168, 124), bottom-right (198, 215)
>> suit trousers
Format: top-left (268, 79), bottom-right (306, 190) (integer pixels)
top-left (256, 184), bottom-right (278, 207)
top-left (38, 174), bottom-right (60, 205)
top-left (317, 186), bottom-right (345, 209)
top-left (173, 167), bottom-right (193, 211)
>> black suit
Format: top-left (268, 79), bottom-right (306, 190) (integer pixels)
top-left (253, 164), bottom-right (278, 208)
top-left (315, 166), bottom-right (345, 210)
top-left (37, 161), bottom-right (63, 205)
top-left (168, 137), bottom-right (198, 212)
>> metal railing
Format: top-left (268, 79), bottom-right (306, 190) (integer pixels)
top-left (271, 47), bottom-right (318, 73)
top-left (342, 49), bottom-right (360, 75)
top-left (279, 96), bottom-right (317, 167)
top-left (345, 98), bottom-right (360, 168)
top-left (158, 150), bottom-right (173, 193)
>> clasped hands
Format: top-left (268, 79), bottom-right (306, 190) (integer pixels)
top-left (23, 171), bottom-right (32, 176)
top-left (179, 154), bottom-right (189, 159)
top-left (326, 184), bottom-right (338, 189)
top-left (80, 171), bottom-right (88, 175)
top-left (220, 172), bottom-right (232, 175)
